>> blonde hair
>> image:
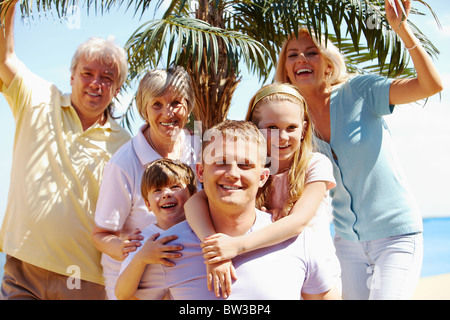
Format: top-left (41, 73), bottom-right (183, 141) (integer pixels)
top-left (275, 28), bottom-right (350, 87)
top-left (135, 66), bottom-right (194, 122)
top-left (70, 37), bottom-right (129, 118)
top-left (141, 158), bottom-right (197, 201)
top-left (202, 120), bottom-right (267, 167)
top-left (71, 36), bottom-right (128, 88)
top-left (246, 83), bottom-right (313, 216)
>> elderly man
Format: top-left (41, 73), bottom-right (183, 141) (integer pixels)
top-left (118, 120), bottom-right (339, 300)
top-left (0, 0), bottom-right (130, 299)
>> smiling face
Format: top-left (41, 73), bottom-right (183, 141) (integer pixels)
top-left (197, 137), bottom-right (269, 217)
top-left (284, 33), bottom-right (333, 92)
top-left (70, 56), bottom-right (120, 128)
top-left (256, 100), bottom-right (306, 172)
top-left (145, 88), bottom-right (189, 143)
top-left (144, 182), bottom-right (191, 230)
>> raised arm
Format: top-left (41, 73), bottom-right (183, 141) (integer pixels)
top-left (386, 0), bottom-right (443, 105)
top-left (0, 0), bottom-right (19, 89)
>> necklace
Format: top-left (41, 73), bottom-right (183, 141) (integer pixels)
top-left (147, 127), bottom-right (182, 159)
top-left (147, 128), bottom-right (158, 153)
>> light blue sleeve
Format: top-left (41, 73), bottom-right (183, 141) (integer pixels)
top-left (349, 74), bottom-right (394, 117)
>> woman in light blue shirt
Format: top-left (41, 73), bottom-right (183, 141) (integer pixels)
top-left (274, 0), bottom-right (443, 299)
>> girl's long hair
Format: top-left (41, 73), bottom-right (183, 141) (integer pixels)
top-left (246, 84), bottom-right (313, 217)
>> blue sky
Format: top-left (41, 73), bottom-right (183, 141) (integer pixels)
top-left (0, 0), bottom-right (449, 220)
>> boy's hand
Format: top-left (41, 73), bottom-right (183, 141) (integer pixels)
top-left (136, 233), bottom-right (183, 267)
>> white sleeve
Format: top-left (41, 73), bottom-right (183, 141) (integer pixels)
top-left (305, 152), bottom-right (336, 190)
top-left (301, 229), bottom-right (335, 295)
top-left (95, 159), bottom-right (133, 231)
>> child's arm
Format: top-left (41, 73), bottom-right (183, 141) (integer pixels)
top-left (184, 189), bottom-right (237, 298)
top-left (184, 189), bottom-right (216, 239)
top-left (202, 181), bottom-right (328, 263)
top-left (114, 233), bottom-right (182, 300)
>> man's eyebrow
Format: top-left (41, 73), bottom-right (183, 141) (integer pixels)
top-left (81, 66), bottom-right (115, 76)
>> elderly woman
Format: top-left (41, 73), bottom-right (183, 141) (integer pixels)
top-left (92, 66), bottom-right (199, 299)
top-left (274, 0), bottom-right (442, 299)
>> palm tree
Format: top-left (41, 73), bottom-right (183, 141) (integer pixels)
top-left (6, 0), bottom-right (441, 131)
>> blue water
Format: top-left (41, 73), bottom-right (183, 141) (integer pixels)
top-left (0, 218), bottom-right (449, 281)
top-left (328, 217), bottom-right (450, 277)
top-left (421, 217), bottom-right (450, 277)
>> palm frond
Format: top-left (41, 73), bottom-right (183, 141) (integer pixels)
top-left (256, 0), bottom-right (440, 77)
top-left (125, 16), bottom-right (271, 82)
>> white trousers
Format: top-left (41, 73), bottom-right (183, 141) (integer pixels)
top-left (334, 233), bottom-right (423, 300)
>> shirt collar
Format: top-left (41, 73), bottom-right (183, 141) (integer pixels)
top-left (63, 93), bottom-right (123, 132)
top-left (133, 124), bottom-right (160, 166)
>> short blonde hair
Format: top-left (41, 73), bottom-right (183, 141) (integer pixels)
top-left (135, 66), bottom-right (194, 122)
top-left (70, 36), bottom-right (128, 88)
top-left (202, 120), bottom-right (267, 166)
top-left (141, 158), bottom-right (197, 200)
top-left (275, 28), bottom-right (350, 87)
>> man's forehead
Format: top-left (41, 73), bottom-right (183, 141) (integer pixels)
top-left (203, 136), bottom-right (261, 164)
top-left (77, 56), bottom-right (119, 74)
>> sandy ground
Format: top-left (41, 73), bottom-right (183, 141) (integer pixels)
top-left (413, 273), bottom-right (450, 300)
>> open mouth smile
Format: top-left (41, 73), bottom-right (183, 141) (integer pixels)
top-left (295, 68), bottom-right (313, 76)
top-left (161, 203), bottom-right (177, 209)
top-left (160, 121), bottom-right (177, 126)
top-left (220, 184), bottom-right (242, 191)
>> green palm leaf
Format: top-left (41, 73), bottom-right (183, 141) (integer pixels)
top-left (5, 0), bottom-right (441, 129)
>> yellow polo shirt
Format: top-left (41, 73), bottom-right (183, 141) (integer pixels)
top-left (0, 63), bottom-right (131, 285)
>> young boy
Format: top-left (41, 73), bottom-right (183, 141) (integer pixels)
top-left (114, 158), bottom-right (197, 300)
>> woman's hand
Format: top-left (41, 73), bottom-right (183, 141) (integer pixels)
top-left (385, 0), bottom-right (411, 33)
top-left (118, 228), bottom-right (145, 261)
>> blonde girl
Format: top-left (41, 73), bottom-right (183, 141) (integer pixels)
top-left (185, 83), bottom-right (339, 298)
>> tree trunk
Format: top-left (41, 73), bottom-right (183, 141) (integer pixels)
top-left (188, 0), bottom-right (240, 132)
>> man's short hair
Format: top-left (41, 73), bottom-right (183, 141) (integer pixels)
top-left (202, 120), bottom-right (267, 166)
top-left (141, 158), bottom-right (197, 200)
top-left (70, 36), bottom-right (128, 88)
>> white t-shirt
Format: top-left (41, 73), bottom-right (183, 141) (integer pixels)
top-left (95, 124), bottom-right (200, 299)
top-left (263, 152), bottom-right (341, 289)
top-left (121, 210), bottom-right (336, 300)
top-left (268, 152), bottom-right (336, 232)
